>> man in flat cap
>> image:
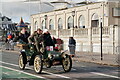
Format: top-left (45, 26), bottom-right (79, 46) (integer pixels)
top-left (28, 28), bottom-right (44, 53)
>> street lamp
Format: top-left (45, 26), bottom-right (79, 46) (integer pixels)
top-left (72, 11), bottom-right (75, 28)
top-left (100, 18), bottom-right (103, 60)
top-left (72, 11), bottom-right (75, 36)
top-left (44, 15), bottom-right (47, 29)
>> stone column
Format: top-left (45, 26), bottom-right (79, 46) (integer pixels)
top-left (30, 17), bottom-right (34, 35)
top-left (115, 25), bottom-right (120, 54)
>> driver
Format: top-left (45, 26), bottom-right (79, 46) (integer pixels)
top-left (28, 28), bottom-right (44, 53)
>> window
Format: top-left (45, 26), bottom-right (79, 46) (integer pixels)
top-left (113, 7), bottom-right (120, 17)
top-left (58, 18), bottom-right (63, 29)
top-left (67, 16), bottom-right (73, 29)
top-left (91, 13), bottom-right (99, 27)
top-left (35, 21), bottom-right (38, 30)
top-left (49, 19), bottom-right (54, 30)
top-left (78, 15), bottom-right (85, 28)
top-left (42, 20), bottom-right (45, 29)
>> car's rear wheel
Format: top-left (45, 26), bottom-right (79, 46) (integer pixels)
top-left (62, 55), bottom-right (72, 72)
top-left (18, 54), bottom-right (26, 70)
top-left (34, 54), bottom-right (43, 74)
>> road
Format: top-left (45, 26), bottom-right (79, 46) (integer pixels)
top-left (0, 50), bottom-right (120, 80)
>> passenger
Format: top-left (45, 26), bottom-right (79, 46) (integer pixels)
top-left (43, 29), bottom-right (55, 47)
top-left (28, 28), bottom-right (44, 53)
top-left (16, 28), bottom-right (30, 44)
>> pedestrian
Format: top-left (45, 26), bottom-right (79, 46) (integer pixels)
top-left (5, 32), bottom-right (13, 50)
top-left (68, 37), bottom-right (76, 57)
top-left (9, 32), bottom-right (15, 50)
top-left (28, 28), bottom-right (44, 53)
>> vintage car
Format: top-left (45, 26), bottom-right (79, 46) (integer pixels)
top-left (18, 43), bottom-right (72, 74)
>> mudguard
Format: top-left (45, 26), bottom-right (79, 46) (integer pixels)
top-left (20, 50), bottom-right (27, 64)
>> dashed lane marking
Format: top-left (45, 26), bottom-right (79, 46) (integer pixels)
top-left (0, 61), bottom-right (70, 79)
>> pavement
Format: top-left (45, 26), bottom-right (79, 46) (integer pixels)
top-left (73, 51), bottom-right (120, 67)
top-left (0, 44), bottom-right (120, 67)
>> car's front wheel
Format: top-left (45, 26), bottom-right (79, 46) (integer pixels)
top-left (18, 54), bottom-right (26, 70)
top-left (34, 54), bottom-right (43, 74)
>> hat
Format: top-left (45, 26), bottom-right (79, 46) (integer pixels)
top-left (37, 28), bottom-right (42, 31)
top-left (43, 29), bottom-right (48, 33)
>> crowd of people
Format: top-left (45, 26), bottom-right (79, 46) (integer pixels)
top-left (5, 27), bottom-right (76, 56)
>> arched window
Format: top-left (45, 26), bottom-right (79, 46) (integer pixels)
top-left (49, 19), bottom-right (54, 30)
top-left (35, 21), bottom-right (38, 30)
top-left (78, 15), bottom-right (85, 28)
top-left (42, 20), bottom-right (45, 29)
top-left (58, 18), bottom-right (63, 29)
top-left (91, 13), bottom-right (99, 27)
top-left (67, 16), bottom-right (73, 29)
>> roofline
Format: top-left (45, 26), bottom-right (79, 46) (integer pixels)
top-left (31, 1), bottom-right (103, 16)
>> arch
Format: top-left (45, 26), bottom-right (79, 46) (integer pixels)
top-left (58, 18), bottom-right (63, 29)
top-left (78, 15), bottom-right (85, 28)
top-left (42, 20), bottom-right (45, 29)
top-left (49, 19), bottom-right (54, 30)
top-left (35, 21), bottom-right (38, 30)
top-left (67, 16), bottom-right (73, 29)
top-left (91, 13), bottom-right (99, 27)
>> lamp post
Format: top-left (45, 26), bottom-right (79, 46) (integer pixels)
top-left (72, 11), bottom-right (75, 36)
top-left (44, 15), bottom-right (47, 29)
top-left (100, 18), bottom-right (103, 60)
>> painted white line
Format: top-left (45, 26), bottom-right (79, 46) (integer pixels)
top-left (0, 61), bottom-right (70, 79)
top-left (91, 72), bottom-right (120, 79)
top-left (72, 68), bottom-right (77, 71)
top-left (42, 71), bottom-right (70, 79)
top-left (0, 65), bottom-right (45, 79)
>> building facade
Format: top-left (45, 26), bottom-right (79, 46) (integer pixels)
top-left (0, 13), bottom-right (17, 31)
top-left (31, 1), bottom-right (120, 54)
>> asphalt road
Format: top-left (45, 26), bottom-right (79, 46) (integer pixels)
top-left (0, 50), bottom-right (120, 80)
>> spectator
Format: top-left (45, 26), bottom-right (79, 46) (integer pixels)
top-left (68, 37), bottom-right (76, 57)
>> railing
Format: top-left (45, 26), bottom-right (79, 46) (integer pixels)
top-left (103, 27), bottom-right (110, 35)
top-left (92, 27), bottom-right (100, 35)
top-left (74, 28), bottom-right (88, 36)
top-left (49, 27), bottom-right (111, 37)
top-left (49, 30), bottom-right (56, 36)
top-left (59, 29), bottom-right (71, 36)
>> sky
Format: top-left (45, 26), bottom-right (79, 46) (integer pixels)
top-left (0, 0), bottom-right (98, 23)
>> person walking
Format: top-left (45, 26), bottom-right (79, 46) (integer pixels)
top-left (68, 37), bottom-right (76, 57)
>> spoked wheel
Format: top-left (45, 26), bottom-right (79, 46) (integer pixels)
top-left (18, 54), bottom-right (26, 70)
top-left (34, 55), bottom-right (43, 74)
top-left (62, 55), bottom-right (72, 72)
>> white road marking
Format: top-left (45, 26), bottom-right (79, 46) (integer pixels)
top-left (0, 61), bottom-right (70, 79)
top-left (91, 72), bottom-right (120, 79)
top-left (72, 68), bottom-right (77, 71)
top-left (0, 65), bottom-right (45, 79)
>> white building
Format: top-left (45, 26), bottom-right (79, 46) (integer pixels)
top-left (31, 1), bottom-right (120, 54)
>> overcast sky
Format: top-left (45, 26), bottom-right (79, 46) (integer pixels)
top-left (0, 0), bottom-right (97, 23)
